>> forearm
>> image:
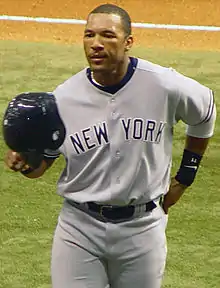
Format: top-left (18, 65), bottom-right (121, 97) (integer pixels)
top-left (185, 135), bottom-right (210, 155)
top-left (21, 159), bottom-right (53, 178)
top-left (163, 134), bottom-right (212, 213)
top-left (174, 110), bottom-right (215, 186)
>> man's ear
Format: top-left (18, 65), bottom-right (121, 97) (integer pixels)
top-left (125, 35), bottom-right (133, 52)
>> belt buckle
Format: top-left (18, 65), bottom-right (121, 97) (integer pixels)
top-left (100, 205), bottom-right (113, 217)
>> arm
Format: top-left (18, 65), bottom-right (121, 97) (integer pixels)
top-left (163, 106), bottom-right (216, 213)
top-left (5, 150), bottom-right (56, 179)
top-left (163, 69), bottom-right (216, 213)
top-left (21, 157), bottom-right (56, 178)
top-left (185, 135), bottom-right (209, 155)
top-left (163, 135), bottom-right (210, 214)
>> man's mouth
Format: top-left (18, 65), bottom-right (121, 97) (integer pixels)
top-left (90, 55), bottom-right (107, 64)
top-left (90, 54), bottom-right (107, 59)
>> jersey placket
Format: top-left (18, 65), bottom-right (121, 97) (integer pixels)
top-left (107, 95), bottom-right (123, 201)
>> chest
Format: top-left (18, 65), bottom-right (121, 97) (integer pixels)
top-left (57, 83), bottom-right (172, 156)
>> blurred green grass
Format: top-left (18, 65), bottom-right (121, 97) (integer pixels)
top-left (0, 40), bottom-right (219, 288)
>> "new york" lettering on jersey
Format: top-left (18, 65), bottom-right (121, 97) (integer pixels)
top-left (121, 118), bottom-right (166, 143)
top-left (69, 118), bottom-right (166, 154)
top-left (70, 122), bottom-right (109, 154)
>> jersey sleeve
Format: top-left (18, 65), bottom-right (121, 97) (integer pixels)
top-left (171, 69), bottom-right (216, 138)
top-left (42, 88), bottom-right (63, 159)
top-left (43, 148), bottom-right (61, 159)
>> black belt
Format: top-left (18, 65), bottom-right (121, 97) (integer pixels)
top-left (68, 200), bottom-right (157, 221)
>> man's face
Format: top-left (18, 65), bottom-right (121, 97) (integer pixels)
top-left (83, 13), bottom-right (133, 73)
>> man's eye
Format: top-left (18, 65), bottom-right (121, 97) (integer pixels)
top-left (103, 33), bottom-right (116, 39)
top-left (84, 33), bottom-right (94, 38)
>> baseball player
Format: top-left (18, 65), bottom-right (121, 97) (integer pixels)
top-left (5, 4), bottom-right (216, 288)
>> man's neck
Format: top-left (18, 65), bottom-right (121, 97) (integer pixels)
top-left (92, 57), bottom-right (130, 86)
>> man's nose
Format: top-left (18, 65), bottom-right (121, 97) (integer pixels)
top-left (91, 35), bottom-right (104, 51)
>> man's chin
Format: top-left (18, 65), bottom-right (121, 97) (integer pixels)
top-left (90, 65), bottom-right (109, 73)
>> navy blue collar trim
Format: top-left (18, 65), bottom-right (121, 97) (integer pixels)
top-left (86, 57), bottom-right (138, 94)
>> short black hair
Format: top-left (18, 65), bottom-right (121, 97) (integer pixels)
top-left (89, 4), bottom-right (132, 36)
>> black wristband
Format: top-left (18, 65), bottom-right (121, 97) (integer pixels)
top-left (175, 149), bottom-right (203, 186)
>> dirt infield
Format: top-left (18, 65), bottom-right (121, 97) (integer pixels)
top-left (0, 0), bottom-right (220, 50)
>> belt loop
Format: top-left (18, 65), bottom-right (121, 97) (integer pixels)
top-left (133, 203), bottom-right (146, 218)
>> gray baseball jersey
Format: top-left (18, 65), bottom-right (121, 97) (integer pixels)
top-left (45, 57), bottom-right (215, 205)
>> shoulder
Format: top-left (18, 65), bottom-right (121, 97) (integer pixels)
top-left (136, 58), bottom-right (170, 75)
top-left (135, 58), bottom-right (180, 92)
top-left (53, 68), bottom-right (88, 97)
top-left (136, 58), bottom-right (209, 95)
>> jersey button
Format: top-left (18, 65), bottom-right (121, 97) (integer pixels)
top-left (116, 177), bottom-right (120, 184)
top-left (111, 111), bottom-right (117, 118)
top-left (116, 151), bottom-right (120, 157)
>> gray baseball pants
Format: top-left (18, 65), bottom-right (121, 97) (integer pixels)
top-left (51, 200), bottom-right (168, 288)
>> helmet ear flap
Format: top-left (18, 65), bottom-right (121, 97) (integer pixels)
top-left (2, 92), bottom-right (66, 153)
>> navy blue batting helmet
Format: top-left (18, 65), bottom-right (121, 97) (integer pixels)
top-left (2, 92), bottom-right (66, 153)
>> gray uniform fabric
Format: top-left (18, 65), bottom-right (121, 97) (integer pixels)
top-left (51, 200), bottom-right (168, 288)
top-left (50, 58), bottom-right (215, 205)
top-left (48, 57), bottom-right (215, 288)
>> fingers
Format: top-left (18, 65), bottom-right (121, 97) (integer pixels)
top-left (162, 203), bottom-right (169, 215)
top-left (162, 179), bottom-right (187, 213)
top-left (5, 150), bottom-right (27, 172)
